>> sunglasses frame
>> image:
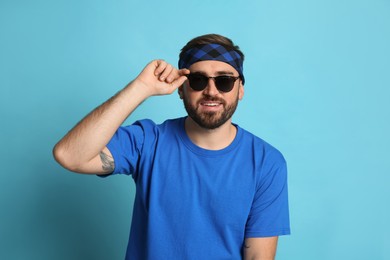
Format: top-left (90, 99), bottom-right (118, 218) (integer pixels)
top-left (186, 73), bottom-right (240, 93)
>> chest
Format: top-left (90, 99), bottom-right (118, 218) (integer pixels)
top-left (137, 145), bottom-right (258, 229)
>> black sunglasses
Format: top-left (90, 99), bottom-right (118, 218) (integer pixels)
top-left (186, 73), bottom-right (240, 93)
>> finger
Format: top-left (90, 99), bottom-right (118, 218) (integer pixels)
top-left (154, 60), bottom-right (167, 76)
top-left (171, 75), bottom-right (189, 89)
top-left (159, 64), bottom-right (173, 81)
top-left (160, 74), bottom-right (189, 95)
top-left (166, 68), bottom-right (190, 83)
top-left (165, 68), bottom-right (179, 83)
top-left (178, 68), bottom-right (190, 76)
top-left (164, 81), bottom-right (180, 94)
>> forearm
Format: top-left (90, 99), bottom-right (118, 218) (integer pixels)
top-left (53, 79), bottom-right (150, 172)
top-left (53, 60), bottom-right (189, 173)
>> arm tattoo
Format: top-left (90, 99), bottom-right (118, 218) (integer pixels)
top-left (99, 151), bottom-right (115, 172)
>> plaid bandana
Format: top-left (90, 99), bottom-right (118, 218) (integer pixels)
top-left (178, 43), bottom-right (245, 84)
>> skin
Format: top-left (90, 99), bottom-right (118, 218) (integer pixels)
top-left (53, 59), bottom-right (278, 259)
top-left (53, 60), bottom-right (189, 174)
top-left (178, 60), bottom-right (244, 150)
top-left (243, 237), bottom-right (278, 260)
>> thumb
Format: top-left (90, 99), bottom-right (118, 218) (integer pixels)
top-left (170, 68), bottom-right (190, 89)
top-left (163, 75), bottom-right (188, 94)
top-left (171, 75), bottom-right (188, 89)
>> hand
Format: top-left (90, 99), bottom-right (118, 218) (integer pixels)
top-left (134, 60), bottom-right (190, 96)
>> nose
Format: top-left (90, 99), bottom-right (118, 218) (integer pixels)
top-left (203, 78), bottom-right (220, 96)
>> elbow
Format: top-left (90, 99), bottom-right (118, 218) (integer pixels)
top-left (52, 143), bottom-right (79, 172)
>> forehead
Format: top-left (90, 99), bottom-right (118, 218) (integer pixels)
top-left (188, 60), bottom-right (239, 75)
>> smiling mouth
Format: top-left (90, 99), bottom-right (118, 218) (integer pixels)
top-left (200, 98), bottom-right (225, 107)
top-left (201, 101), bottom-right (221, 107)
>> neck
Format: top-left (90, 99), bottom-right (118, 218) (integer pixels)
top-left (184, 117), bottom-right (237, 150)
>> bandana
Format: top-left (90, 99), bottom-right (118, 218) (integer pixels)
top-left (178, 43), bottom-right (245, 84)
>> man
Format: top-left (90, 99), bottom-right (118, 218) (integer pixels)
top-left (53, 34), bottom-right (290, 259)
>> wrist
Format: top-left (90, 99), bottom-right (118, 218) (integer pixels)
top-left (125, 78), bottom-right (155, 99)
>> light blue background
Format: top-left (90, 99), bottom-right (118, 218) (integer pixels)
top-left (1, 0), bottom-right (389, 259)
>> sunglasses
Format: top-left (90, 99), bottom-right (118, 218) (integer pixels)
top-left (186, 73), bottom-right (240, 93)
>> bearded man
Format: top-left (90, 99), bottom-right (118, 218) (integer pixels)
top-left (53, 34), bottom-right (290, 260)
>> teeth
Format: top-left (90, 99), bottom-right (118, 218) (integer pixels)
top-left (203, 103), bottom-right (219, 106)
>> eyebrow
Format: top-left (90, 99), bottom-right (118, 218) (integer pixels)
top-left (190, 70), bottom-right (236, 76)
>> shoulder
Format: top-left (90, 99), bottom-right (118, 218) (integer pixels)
top-left (155, 117), bottom-right (185, 131)
top-left (238, 126), bottom-right (285, 161)
top-left (121, 117), bottom-right (184, 132)
top-left (236, 126), bottom-right (287, 180)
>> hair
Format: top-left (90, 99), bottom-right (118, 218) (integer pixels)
top-left (179, 34), bottom-right (244, 62)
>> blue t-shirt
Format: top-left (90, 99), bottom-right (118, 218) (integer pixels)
top-left (106, 117), bottom-right (290, 259)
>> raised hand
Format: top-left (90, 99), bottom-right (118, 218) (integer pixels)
top-left (134, 60), bottom-right (190, 96)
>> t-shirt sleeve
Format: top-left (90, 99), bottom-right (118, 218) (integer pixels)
top-left (245, 149), bottom-right (291, 237)
top-left (104, 120), bottom-right (148, 177)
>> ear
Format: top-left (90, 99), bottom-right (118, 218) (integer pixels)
top-left (178, 85), bottom-right (184, 99)
top-left (238, 81), bottom-right (244, 100)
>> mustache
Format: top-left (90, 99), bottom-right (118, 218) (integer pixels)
top-left (199, 95), bottom-right (225, 104)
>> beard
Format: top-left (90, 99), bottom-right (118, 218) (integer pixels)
top-left (183, 94), bottom-right (239, 130)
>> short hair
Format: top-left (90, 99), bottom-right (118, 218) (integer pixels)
top-left (179, 34), bottom-right (245, 62)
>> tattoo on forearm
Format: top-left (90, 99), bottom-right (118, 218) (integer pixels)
top-left (99, 151), bottom-right (114, 172)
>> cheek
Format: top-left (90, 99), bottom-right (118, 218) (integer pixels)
top-left (179, 83), bottom-right (192, 100)
top-left (183, 85), bottom-right (202, 101)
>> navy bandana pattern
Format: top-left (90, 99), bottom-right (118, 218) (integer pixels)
top-left (179, 43), bottom-right (245, 84)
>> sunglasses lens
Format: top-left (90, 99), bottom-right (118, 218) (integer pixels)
top-left (188, 74), bottom-right (208, 91)
top-left (214, 76), bottom-right (235, 92)
top-left (187, 74), bottom-right (238, 92)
